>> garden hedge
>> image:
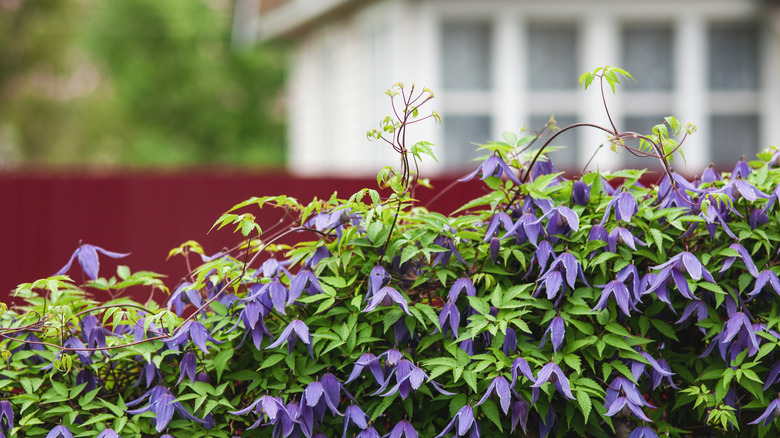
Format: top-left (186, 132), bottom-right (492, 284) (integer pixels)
top-left (2, 67), bottom-right (780, 437)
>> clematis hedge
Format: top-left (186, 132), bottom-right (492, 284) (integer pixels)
top-left (3, 68), bottom-right (780, 437)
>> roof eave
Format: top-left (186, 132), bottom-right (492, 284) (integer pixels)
top-left (257, 0), bottom-right (372, 40)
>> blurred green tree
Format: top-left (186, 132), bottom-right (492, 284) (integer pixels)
top-left (0, 0), bottom-right (285, 167)
top-left (0, 0), bottom-right (81, 165)
top-left (84, 0), bottom-right (286, 166)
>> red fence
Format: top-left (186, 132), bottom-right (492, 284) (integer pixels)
top-left (0, 170), bottom-right (485, 306)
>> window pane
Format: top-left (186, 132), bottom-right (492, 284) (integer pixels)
top-left (529, 114), bottom-right (579, 170)
top-left (528, 24), bottom-right (578, 90)
top-left (710, 115), bottom-right (759, 164)
top-left (443, 115), bottom-right (491, 166)
top-left (621, 26), bottom-right (673, 91)
top-left (622, 116), bottom-right (674, 172)
top-left (708, 24), bottom-right (759, 90)
top-left (441, 22), bottom-right (492, 90)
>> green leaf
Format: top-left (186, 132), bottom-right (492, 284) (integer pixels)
top-left (564, 354), bottom-right (582, 376)
top-left (577, 389), bottom-right (592, 423)
top-left (650, 319), bottom-right (680, 341)
top-left (478, 398), bottom-right (503, 432)
top-left (212, 348), bottom-right (234, 381)
top-left (466, 296), bottom-right (491, 318)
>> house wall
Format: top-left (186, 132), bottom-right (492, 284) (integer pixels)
top-left (270, 0), bottom-right (780, 176)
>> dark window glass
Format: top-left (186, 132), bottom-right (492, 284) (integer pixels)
top-left (443, 115), bottom-right (492, 166)
top-left (442, 22), bottom-right (493, 90)
top-left (710, 115), bottom-right (760, 164)
top-left (528, 23), bottom-right (579, 90)
top-left (621, 25), bottom-right (674, 91)
top-left (708, 24), bottom-right (759, 90)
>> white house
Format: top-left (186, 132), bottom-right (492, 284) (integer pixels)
top-left (251, 0), bottom-right (780, 176)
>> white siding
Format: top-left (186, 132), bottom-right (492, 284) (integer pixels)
top-left (273, 0), bottom-right (780, 176)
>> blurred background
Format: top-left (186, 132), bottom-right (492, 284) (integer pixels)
top-left (1, 0), bottom-right (779, 300)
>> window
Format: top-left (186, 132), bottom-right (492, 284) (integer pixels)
top-left (621, 25), bottom-right (674, 91)
top-left (441, 21), bottom-right (493, 167)
top-left (442, 115), bottom-right (491, 166)
top-left (527, 23), bottom-right (579, 90)
top-left (708, 24), bottom-right (759, 90)
top-left (710, 115), bottom-right (760, 164)
top-left (441, 22), bottom-right (493, 91)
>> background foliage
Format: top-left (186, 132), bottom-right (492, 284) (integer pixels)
top-left (2, 70), bottom-right (780, 438)
top-left (0, 0), bottom-right (284, 167)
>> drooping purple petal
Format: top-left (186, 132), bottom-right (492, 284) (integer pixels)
top-left (46, 425), bottom-right (75, 438)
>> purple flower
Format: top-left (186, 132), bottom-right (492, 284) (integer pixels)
top-left (46, 426), bottom-right (74, 438)
top-left (607, 227), bottom-right (646, 252)
top-left (676, 300), bottom-right (708, 327)
top-left (447, 278), bottom-right (476, 302)
top-left (134, 361), bottom-right (161, 388)
top-left (592, 278), bottom-right (634, 316)
top-left (537, 252), bottom-right (588, 302)
top-left (55, 243), bottom-right (129, 280)
top-left (356, 427), bottom-right (382, 438)
top-left (601, 191), bottom-right (638, 224)
top-left (373, 359), bottom-right (453, 399)
top-left (531, 240), bottom-right (557, 274)
top-left (230, 299), bottom-right (271, 349)
top-left (628, 426), bottom-right (658, 438)
top-left (177, 351), bottom-right (197, 385)
top-left (717, 178), bottom-right (768, 202)
top-left (502, 327), bottom-right (517, 356)
top-left (125, 385), bottom-right (203, 432)
top-left (273, 400), bottom-right (307, 438)
top-left (434, 405), bottom-right (479, 438)
top-left (439, 301), bottom-right (461, 340)
top-left (363, 286), bottom-right (411, 315)
top-left (763, 361), bottom-right (780, 391)
top-left (432, 234), bottom-right (466, 267)
top-left (572, 180), bottom-right (591, 205)
top-left (539, 316), bottom-right (565, 354)
top-left (345, 352), bottom-right (385, 385)
top-left (721, 311), bottom-right (760, 356)
top-left (342, 404), bottom-right (369, 438)
top-left (80, 315), bottom-right (108, 351)
top-left (750, 208), bottom-right (770, 229)
top-left (266, 319), bottom-right (312, 357)
top-left (539, 206), bottom-right (580, 238)
top-left (96, 430), bottom-right (121, 438)
top-left (719, 243), bottom-right (759, 278)
top-left (510, 398), bottom-right (529, 433)
top-left (539, 405), bottom-right (557, 438)
top-left (749, 270), bottom-right (780, 298)
top-left (168, 282), bottom-right (203, 317)
top-left (604, 376), bottom-right (653, 422)
top-left (303, 373), bottom-right (349, 417)
top-left (531, 362), bottom-right (575, 400)
top-left (475, 376), bottom-right (512, 414)
top-left (489, 237), bottom-right (500, 264)
top-left (749, 397), bottom-right (780, 426)
top-left (387, 420), bottom-right (419, 438)
top-left (288, 269), bottom-right (323, 303)
top-left (732, 158), bottom-right (752, 178)
top-left (0, 401), bottom-right (12, 434)
top-left (506, 213), bottom-right (544, 247)
top-left (510, 357), bottom-right (536, 386)
top-left (166, 321), bottom-right (223, 354)
top-left (459, 154), bottom-right (522, 186)
top-left (646, 251), bottom-right (715, 301)
top-left (229, 395), bottom-right (285, 428)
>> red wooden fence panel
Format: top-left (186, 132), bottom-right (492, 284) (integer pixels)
top-left (0, 170), bottom-right (486, 306)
